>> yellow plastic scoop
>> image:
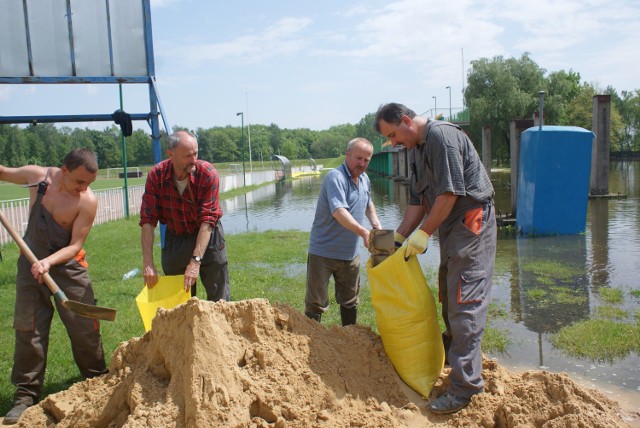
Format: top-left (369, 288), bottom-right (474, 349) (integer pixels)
top-left (135, 275), bottom-right (190, 331)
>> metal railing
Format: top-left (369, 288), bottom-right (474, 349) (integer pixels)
top-left (0, 168), bottom-right (282, 247)
top-left (0, 185), bottom-right (146, 247)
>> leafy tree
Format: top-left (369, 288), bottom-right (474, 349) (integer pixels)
top-left (248, 125), bottom-right (274, 166)
top-left (356, 113), bottom-right (384, 148)
top-left (197, 127), bottom-right (239, 163)
top-left (561, 84), bottom-right (624, 151)
top-left (2, 126), bottom-right (27, 167)
top-left (268, 123), bottom-right (282, 156)
top-left (612, 89), bottom-right (640, 152)
top-left (28, 123), bottom-right (70, 166)
top-left (282, 128), bottom-right (314, 160)
top-left (310, 132), bottom-right (345, 158)
top-left (23, 132), bottom-right (45, 165)
top-left (87, 128), bottom-right (120, 168)
top-left (128, 130), bottom-right (154, 166)
top-left (280, 139), bottom-right (299, 160)
top-left (560, 83), bottom-right (596, 129)
top-left (544, 69), bottom-right (582, 125)
top-left (465, 53), bottom-right (545, 162)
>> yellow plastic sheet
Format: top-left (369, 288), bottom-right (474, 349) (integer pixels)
top-left (135, 275), bottom-right (190, 332)
top-left (367, 250), bottom-right (444, 398)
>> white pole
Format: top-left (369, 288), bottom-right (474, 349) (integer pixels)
top-left (246, 92), bottom-right (253, 172)
top-left (461, 47), bottom-right (465, 108)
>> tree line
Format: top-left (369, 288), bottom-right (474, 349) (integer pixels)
top-left (0, 122), bottom-right (364, 170)
top-left (1, 53), bottom-right (638, 169)
top-left (463, 53), bottom-right (639, 164)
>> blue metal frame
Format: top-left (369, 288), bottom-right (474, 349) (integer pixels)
top-left (0, 0), bottom-right (169, 164)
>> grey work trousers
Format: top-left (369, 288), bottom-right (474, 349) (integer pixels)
top-left (438, 202), bottom-right (496, 399)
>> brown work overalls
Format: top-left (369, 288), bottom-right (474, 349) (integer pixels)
top-left (11, 177), bottom-right (107, 406)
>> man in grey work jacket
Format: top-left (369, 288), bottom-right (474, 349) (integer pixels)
top-left (375, 102), bottom-right (496, 414)
top-left (305, 137), bottom-right (381, 326)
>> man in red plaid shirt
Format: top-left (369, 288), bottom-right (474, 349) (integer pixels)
top-left (139, 131), bottom-right (229, 301)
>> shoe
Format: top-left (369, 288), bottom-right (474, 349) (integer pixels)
top-left (428, 392), bottom-right (470, 414)
top-left (3, 403), bottom-right (30, 425)
top-left (304, 311), bottom-right (321, 323)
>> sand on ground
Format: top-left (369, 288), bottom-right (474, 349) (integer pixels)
top-left (10, 298), bottom-right (640, 427)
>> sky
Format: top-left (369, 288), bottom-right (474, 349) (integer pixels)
top-left (2, 0), bottom-right (640, 132)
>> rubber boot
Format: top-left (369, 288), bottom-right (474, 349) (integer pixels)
top-left (305, 311), bottom-right (321, 323)
top-left (340, 306), bottom-right (357, 326)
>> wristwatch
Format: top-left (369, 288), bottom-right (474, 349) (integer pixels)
top-left (192, 255), bottom-right (202, 263)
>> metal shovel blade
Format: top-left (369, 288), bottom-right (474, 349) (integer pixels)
top-left (63, 299), bottom-right (117, 321)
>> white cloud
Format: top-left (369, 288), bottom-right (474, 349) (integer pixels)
top-left (164, 17), bottom-right (313, 66)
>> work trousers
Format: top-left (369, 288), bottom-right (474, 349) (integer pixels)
top-left (304, 253), bottom-right (360, 316)
top-left (12, 256), bottom-right (107, 406)
top-left (438, 202), bottom-right (496, 399)
top-left (162, 224), bottom-right (230, 301)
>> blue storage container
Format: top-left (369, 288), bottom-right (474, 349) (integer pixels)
top-left (516, 126), bottom-right (594, 235)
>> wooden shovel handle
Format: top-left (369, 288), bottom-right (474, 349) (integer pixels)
top-left (0, 209), bottom-right (66, 300)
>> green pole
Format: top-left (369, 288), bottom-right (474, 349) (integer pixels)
top-left (119, 84), bottom-right (130, 218)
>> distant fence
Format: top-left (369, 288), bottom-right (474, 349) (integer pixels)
top-left (0, 186), bottom-right (146, 247)
top-left (0, 169), bottom-right (281, 247)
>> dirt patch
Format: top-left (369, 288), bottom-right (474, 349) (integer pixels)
top-left (14, 298), bottom-right (638, 427)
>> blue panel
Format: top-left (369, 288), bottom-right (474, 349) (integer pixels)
top-left (516, 126), bottom-right (594, 235)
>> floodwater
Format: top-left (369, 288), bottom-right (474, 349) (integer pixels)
top-left (220, 161), bottom-right (640, 405)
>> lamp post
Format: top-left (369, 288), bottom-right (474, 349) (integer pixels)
top-left (236, 112), bottom-right (246, 187)
top-left (446, 86), bottom-right (452, 121)
top-left (432, 96), bottom-right (437, 119)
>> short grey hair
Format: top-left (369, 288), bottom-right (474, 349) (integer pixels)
top-left (168, 130), bottom-right (197, 150)
top-left (346, 137), bottom-right (372, 152)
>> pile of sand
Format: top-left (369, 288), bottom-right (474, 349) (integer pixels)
top-left (14, 298), bottom-right (636, 427)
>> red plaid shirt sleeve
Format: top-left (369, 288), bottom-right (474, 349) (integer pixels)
top-left (139, 160), bottom-right (222, 234)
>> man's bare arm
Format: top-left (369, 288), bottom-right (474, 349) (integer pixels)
top-left (365, 201), bottom-right (382, 230)
top-left (396, 205), bottom-right (426, 238)
top-left (183, 222), bottom-right (213, 291)
top-left (0, 165), bottom-right (47, 186)
top-left (419, 193), bottom-right (458, 235)
top-left (141, 223), bottom-right (158, 287)
top-left (333, 207), bottom-right (371, 247)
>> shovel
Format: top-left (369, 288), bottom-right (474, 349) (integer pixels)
top-left (0, 209), bottom-right (116, 321)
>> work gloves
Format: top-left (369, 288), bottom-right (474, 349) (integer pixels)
top-left (404, 229), bottom-right (429, 257)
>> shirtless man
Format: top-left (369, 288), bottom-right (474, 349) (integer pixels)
top-left (0, 148), bottom-right (107, 425)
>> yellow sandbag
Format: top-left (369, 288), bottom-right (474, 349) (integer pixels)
top-left (367, 250), bottom-right (444, 398)
top-left (135, 275), bottom-right (190, 332)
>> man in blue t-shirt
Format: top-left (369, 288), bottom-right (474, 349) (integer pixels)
top-left (305, 138), bottom-right (381, 326)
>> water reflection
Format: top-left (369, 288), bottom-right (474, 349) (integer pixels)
top-left (221, 162), bottom-right (640, 395)
top-left (514, 235), bottom-right (589, 334)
